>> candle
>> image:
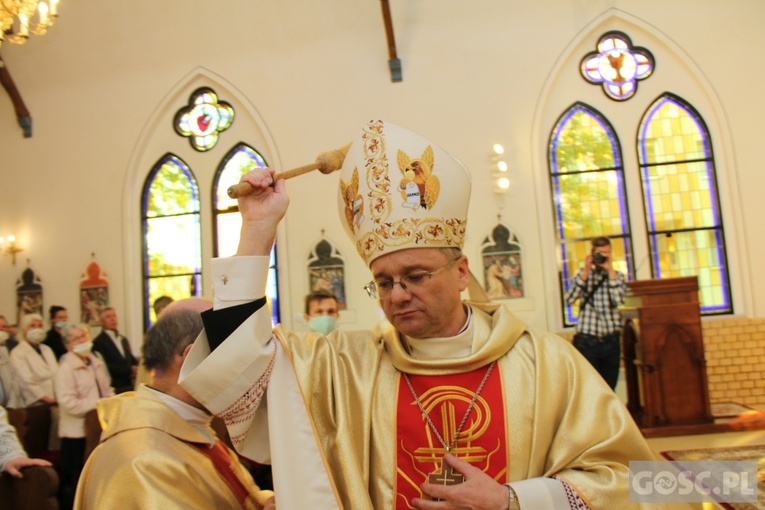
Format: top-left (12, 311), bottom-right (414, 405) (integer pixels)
top-left (19, 14), bottom-right (29, 37)
top-left (39, 3), bottom-right (49, 25)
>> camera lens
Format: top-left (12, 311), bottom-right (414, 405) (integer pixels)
top-left (593, 252), bottom-right (606, 264)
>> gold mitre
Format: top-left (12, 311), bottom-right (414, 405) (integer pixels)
top-left (337, 119), bottom-right (471, 267)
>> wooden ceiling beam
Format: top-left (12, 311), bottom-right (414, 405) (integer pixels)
top-left (380, 0), bottom-right (402, 82)
top-left (0, 55), bottom-right (32, 137)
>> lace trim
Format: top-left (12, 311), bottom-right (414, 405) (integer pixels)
top-left (556, 476), bottom-right (591, 510)
top-left (218, 350), bottom-right (276, 446)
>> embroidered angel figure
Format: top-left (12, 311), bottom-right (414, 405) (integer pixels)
top-left (340, 167), bottom-right (364, 232)
top-left (397, 146), bottom-right (440, 210)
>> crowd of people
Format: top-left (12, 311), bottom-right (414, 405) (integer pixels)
top-left (0, 305), bottom-right (138, 509)
top-left (1, 295), bottom-right (276, 510)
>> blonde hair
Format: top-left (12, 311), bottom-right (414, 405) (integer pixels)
top-left (61, 323), bottom-right (92, 345)
top-left (18, 313), bottom-right (44, 341)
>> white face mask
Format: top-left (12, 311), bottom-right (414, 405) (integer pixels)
top-left (72, 341), bottom-right (93, 356)
top-left (26, 328), bottom-right (46, 345)
top-left (0, 331), bottom-right (8, 345)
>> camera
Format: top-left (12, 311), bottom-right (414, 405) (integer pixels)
top-left (593, 252), bottom-right (607, 264)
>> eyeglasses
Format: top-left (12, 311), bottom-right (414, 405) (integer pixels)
top-left (364, 257), bottom-right (461, 299)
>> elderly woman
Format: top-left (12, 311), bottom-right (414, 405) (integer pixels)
top-left (9, 313), bottom-right (58, 407)
top-left (54, 323), bottom-right (114, 509)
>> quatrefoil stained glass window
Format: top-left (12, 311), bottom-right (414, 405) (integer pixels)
top-left (580, 31), bottom-right (654, 101)
top-left (174, 87), bottom-right (235, 151)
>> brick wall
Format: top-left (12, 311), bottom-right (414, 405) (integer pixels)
top-left (557, 318), bottom-right (765, 407)
top-left (703, 317), bottom-right (765, 407)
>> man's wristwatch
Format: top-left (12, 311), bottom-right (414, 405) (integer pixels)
top-left (506, 484), bottom-right (520, 510)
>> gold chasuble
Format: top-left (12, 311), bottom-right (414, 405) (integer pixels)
top-left (265, 300), bottom-right (665, 508)
top-left (395, 367), bottom-right (507, 506)
top-left (182, 284), bottom-right (675, 508)
top-left (190, 439), bottom-right (258, 508)
top-left (75, 386), bottom-right (268, 510)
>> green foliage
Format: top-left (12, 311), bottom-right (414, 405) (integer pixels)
top-left (554, 111), bottom-right (615, 173)
top-left (147, 159), bottom-right (200, 217)
top-left (554, 110), bottom-right (620, 239)
top-left (147, 250), bottom-right (193, 276)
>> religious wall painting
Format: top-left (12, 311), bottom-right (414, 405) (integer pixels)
top-left (80, 257), bottom-right (110, 326)
top-left (16, 266), bottom-right (43, 324)
top-left (481, 223), bottom-right (524, 299)
top-left (307, 237), bottom-right (346, 310)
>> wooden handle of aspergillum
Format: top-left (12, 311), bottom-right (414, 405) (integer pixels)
top-left (227, 142), bottom-right (352, 199)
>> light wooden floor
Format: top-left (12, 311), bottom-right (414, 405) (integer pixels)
top-left (613, 371), bottom-right (765, 450)
top-left (644, 415), bottom-right (765, 510)
top-left (646, 427), bottom-right (765, 453)
top-left (613, 372), bottom-right (765, 509)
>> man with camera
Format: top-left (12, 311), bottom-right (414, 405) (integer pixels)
top-left (565, 237), bottom-right (626, 390)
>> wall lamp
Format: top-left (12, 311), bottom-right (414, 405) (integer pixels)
top-left (0, 235), bottom-right (23, 265)
top-left (491, 144), bottom-right (510, 194)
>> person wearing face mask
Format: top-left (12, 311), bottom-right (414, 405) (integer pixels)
top-left (9, 313), bottom-right (59, 407)
top-left (55, 323), bottom-right (114, 510)
top-left (303, 289), bottom-right (340, 335)
top-left (44, 305), bottom-right (70, 360)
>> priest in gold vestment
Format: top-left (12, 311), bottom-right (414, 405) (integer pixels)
top-left (181, 120), bottom-right (690, 509)
top-left (76, 300), bottom-right (274, 510)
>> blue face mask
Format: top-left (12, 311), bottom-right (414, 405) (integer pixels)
top-left (55, 321), bottom-right (68, 330)
top-left (308, 315), bottom-right (339, 335)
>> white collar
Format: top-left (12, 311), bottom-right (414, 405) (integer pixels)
top-left (144, 386), bottom-right (215, 446)
top-left (402, 305), bottom-right (473, 359)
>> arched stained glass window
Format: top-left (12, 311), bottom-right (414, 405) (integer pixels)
top-left (213, 143), bottom-right (280, 325)
top-left (548, 103), bottom-right (634, 325)
top-left (142, 154), bottom-right (202, 328)
top-left (638, 93), bottom-right (731, 313)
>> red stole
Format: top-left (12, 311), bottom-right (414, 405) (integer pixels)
top-left (395, 366), bottom-right (507, 508)
top-left (191, 439), bottom-right (254, 509)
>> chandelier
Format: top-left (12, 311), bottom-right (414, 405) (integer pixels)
top-left (0, 0), bottom-right (59, 47)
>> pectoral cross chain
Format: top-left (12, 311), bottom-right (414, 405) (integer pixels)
top-left (403, 361), bottom-right (497, 499)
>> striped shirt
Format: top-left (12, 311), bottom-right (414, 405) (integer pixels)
top-left (565, 268), bottom-right (626, 337)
